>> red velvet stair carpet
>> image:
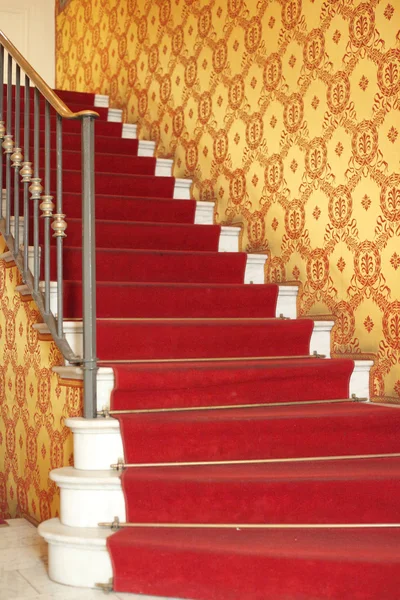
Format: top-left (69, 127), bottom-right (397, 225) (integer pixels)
top-left (38, 90), bottom-right (400, 598)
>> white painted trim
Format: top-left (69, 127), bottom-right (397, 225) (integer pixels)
top-left (173, 178), bottom-right (192, 199)
top-left (94, 94), bottom-right (109, 108)
top-left (350, 360), bottom-right (373, 400)
top-left (310, 321), bottom-right (334, 358)
top-left (50, 467), bottom-right (125, 528)
top-left (219, 227), bottom-right (241, 253)
top-left (122, 123), bottom-right (138, 139)
top-left (276, 286), bottom-right (298, 319)
top-left (66, 417), bottom-right (123, 471)
top-left (38, 519), bottom-right (113, 589)
top-left (138, 140), bottom-right (156, 157)
top-left (155, 158), bottom-right (174, 177)
top-left (34, 321), bottom-right (83, 358)
top-left (53, 365), bottom-right (114, 410)
top-left (107, 108), bottom-right (122, 123)
top-left (0, 245), bottom-right (40, 277)
top-left (195, 201), bottom-right (214, 225)
top-left (244, 254), bottom-right (267, 284)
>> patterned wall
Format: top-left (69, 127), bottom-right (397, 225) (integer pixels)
top-left (55, 0), bottom-right (400, 401)
top-left (0, 236), bottom-right (82, 521)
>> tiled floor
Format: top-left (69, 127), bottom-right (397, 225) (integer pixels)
top-left (0, 519), bottom-right (179, 600)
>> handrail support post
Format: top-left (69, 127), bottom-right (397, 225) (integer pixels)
top-left (81, 115), bottom-right (98, 419)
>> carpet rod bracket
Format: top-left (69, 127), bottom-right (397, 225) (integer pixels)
top-left (98, 407), bottom-right (110, 418)
top-left (98, 516), bottom-right (121, 531)
top-left (351, 394), bottom-right (368, 403)
top-left (95, 580), bottom-right (114, 594)
top-left (111, 458), bottom-right (126, 471)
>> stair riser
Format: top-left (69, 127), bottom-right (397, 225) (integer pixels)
top-left (58, 485), bottom-right (126, 528)
top-left (46, 539), bottom-right (112, 588)
top-left (2, 198), bottom-right (213, 226)
top-left (37, 319), bottom-right (328, 363)
top-left (5, 106), bottom-right (121, 122)
top-left (17, 280), bottom-right (296, 320)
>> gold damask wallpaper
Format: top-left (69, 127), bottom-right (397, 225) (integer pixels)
top-left (55, 0), bottom-right (400, 400)
top-left (0, 237), bottom-right (82, 520)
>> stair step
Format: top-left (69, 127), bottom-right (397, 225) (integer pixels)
top-left (38, 518), bottom-right (400, 597)
top-left (8, 87), bottom-right (109, 107)
top-left (107, 525), bottom-right (400, 600)
top-left (56, 356), bottom-right (353, 412)
top-left (4, 194), bottom-right (206, 224)
top-left (36, 318), bottom-right (322, 361)
top-left (113, 402), bottom-right (400, 465)
top-left (55, 281), bottom-right (285, 319)
top-left (51, 450), bottom-right (400, 527)
top-left (38, 518), bottom-right (114, 589)
top-left (49, 246), bottom-right (256, 283)
top-left (121, 455), bottom-right (400, 525)
top-left (18, 281), bottom-right (289, 319)
top-left (50, 169), bottom-right (188, 199)
top-left (9, 105), bottom-right (110, 121)
top-left (61, 219), bottom-right (222, 252)
top-left (37, 151), bottom-right (161, 175)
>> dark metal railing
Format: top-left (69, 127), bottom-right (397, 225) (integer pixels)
top-left (0, 30), bottom-right (99, 418)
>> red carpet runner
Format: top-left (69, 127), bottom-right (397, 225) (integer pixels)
top-left (25, 89), bottom-right (400, 598)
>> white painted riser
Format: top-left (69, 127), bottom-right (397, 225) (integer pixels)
top-left (65, 359), bottom-right (372, 471)
top-left (38, 519), bottom-right (113, 589)
top-left (51, 468), bottom-right (125, 528)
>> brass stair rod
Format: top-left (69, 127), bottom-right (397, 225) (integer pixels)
top-left (100, 396), bottom-right (358, 417)
top-left (99, 517), bottom-right (400, 531)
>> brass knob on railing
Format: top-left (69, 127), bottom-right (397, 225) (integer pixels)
top-left (52, 213), bottom-right (67, 238)
top-left (11, 147), bottom-right (23, 169)
top-left (40, 195), bottom-right (54, 218)
top-left (20, 162), bottom-right (33, 183)
top-left (2, 134), bottom-right (14, 154)
top-left (29, 177), bottom-right (43, 200)
top-left (0, 121), bottom-right (5, 139)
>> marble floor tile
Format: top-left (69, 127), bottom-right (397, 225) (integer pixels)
top-left (0, 570), bottom-right (38, 599)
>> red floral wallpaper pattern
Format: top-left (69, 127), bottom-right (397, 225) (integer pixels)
top-left (52, 0), bottom-right (399, 403)
top-left (0, 237), bottom-right (83, 521)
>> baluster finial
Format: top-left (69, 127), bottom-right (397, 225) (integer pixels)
top-left (20, 162), bottom-right (33, 183)
top-left (11, 147), bottom-right (23, 169)
top-left (29, 177), bottom-right (43, 201)
top-left (2, 134), bottom-right (14, 154)
top-left (40, 195), bottom-right (55, 218)
top-left (52, 213), bottom-right (67, 238)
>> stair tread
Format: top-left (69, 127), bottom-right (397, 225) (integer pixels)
top-left (117, 402), bottom-right (400, 463)
top-left (107, 525), bottom-right (400, 599)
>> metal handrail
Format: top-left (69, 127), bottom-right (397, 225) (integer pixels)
top-left (0, 30), bottom-right (98, 120)
top-left (0, 30), bottom-right (99, 418)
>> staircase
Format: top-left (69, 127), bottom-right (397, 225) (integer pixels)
top-left (4, 85), bottom-right (400, 598)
